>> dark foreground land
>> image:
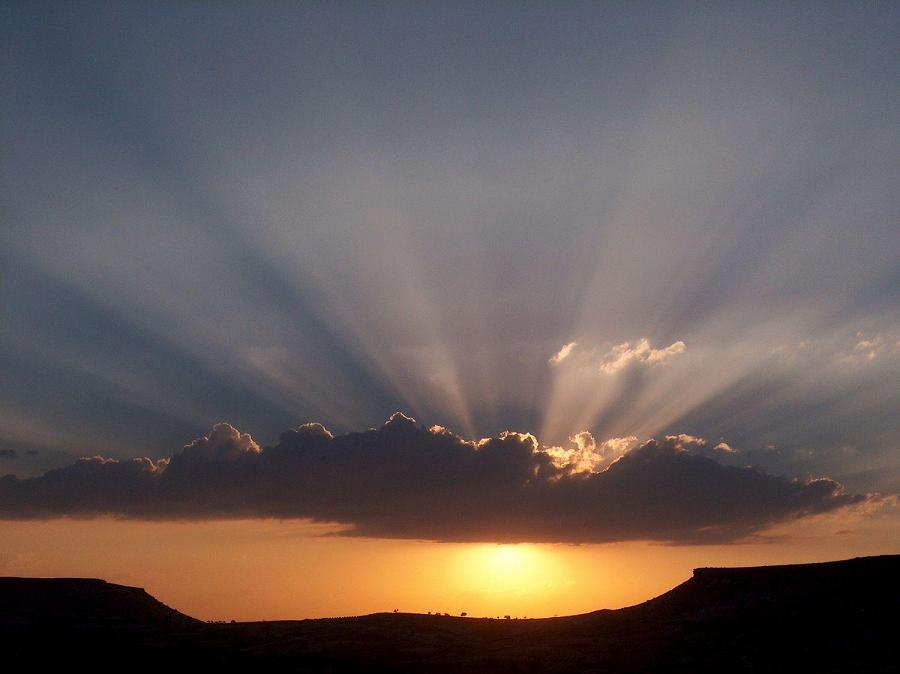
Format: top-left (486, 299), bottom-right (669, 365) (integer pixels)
top-left (2, 555), bottom-right (898, 672)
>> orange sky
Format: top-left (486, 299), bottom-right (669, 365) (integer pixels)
top-left (2, 508), bottom-right (897, 621)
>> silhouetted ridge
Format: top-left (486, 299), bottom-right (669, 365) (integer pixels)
top-left (628, 554), bottom-right (895, 621)
top-left (0, 577), bottom-right (198, 627)
top-left (2, 555), bottom-right (898, 671)
top-left (692, 552), bottom-right (896, 579)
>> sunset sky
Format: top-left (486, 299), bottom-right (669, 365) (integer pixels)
top-left (1, 2), bottom-right (898, 620)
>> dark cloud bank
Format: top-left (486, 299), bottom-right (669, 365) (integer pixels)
top-left (0, 414), bottom-right (867, 544)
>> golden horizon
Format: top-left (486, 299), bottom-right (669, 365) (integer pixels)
top-left (2, 513), bottom-right (897, 622)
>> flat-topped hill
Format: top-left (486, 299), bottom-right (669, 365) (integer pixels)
top-left (0, 576), bottom-right (198, 627)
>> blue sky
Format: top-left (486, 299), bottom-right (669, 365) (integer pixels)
top-left (2, 2), bottom-right (898, 506)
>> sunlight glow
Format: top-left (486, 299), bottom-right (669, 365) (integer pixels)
top-left (454, 544), bottom-right (563, 602)
top-left (2, 515), bottom-right (898, 621)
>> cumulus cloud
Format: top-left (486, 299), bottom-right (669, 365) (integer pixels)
top-left (853, 333), bottom-right (884, 359)
top-left (0, 415), bottom-right (868, 544)
top-left (545, 432), bottom-right (638, 474)
top-left (546, 338), bottom-right (687, 375)
top-left (549, 341), bottom-right (577, 365)
top-left (172, 422), bottom-right (261, 465)
top-left (599, 338), bottom-right (687, 374)
top-left (785, 329), bottom-right (900, 368)
top-left (835, 331), bottom-right (900, 365)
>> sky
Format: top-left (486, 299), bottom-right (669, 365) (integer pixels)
top-left (1, 2), bottom-right (899, 619)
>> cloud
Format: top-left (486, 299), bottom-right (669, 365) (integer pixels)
top-left (598, 338), bottom-right (687, 374)
top-left (546, 338), bottom-right (687, 375)
top-left (545, 432), bottom-right (638, 473)
top-left (835, 331), bottom-right (900, 365)
top-left (549, 341), bottom-right (577, 365)
top-left (853, 333), bottom-right (884, 360)
top-left (172, 422), bottom-right (261, 465)
top-left (0, 450), bottom-right (17, 460)
top-left (0, 415), bottom-right (869, 544)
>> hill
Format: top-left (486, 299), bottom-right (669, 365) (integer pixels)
top-left (0, 577), bottom-right (198, 628)
top-left (2, 555), bottom-right (897, 672)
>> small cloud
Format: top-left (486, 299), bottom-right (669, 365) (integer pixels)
top-left (599, 338), bottom-right (686, 374)
top-left (383, 411), bottom-right (418, 429)
top-left (484, 431), bottom-right (539, 454)
top-left (546, 433), bottom-right (638, 474)
top-left (853, 332), bottom-right (884, 360)
top-left (665, 433), bottom-right (706, 450)
top-left (832, 330), bottom-right (899, 366)
top-left (293, 422), bottom-right (334, 440)
top-left (549, 341), bottom-right (577, 365)
top-left (0, 450), bottom-right (18, 460)
top-left (173, 422), bottom-right (261, 465)
top-left (571, 431), bottom-right (596, 453)
top-left (429, 425), bottom-right (453, 436)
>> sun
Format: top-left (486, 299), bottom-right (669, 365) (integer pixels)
top-left (490, 545), bottom-right (527, 574)
top-left (454, 544), bottom-right (546, 592)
